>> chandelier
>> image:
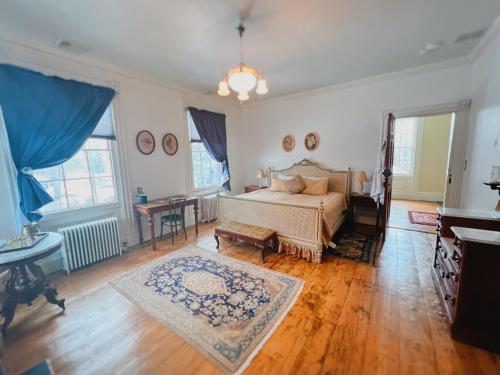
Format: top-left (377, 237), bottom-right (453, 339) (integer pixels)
top-left (217, 23), bottom-right (268, 101)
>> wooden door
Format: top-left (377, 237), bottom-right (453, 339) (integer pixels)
top-left (381, 113), bottom-right (395, 243)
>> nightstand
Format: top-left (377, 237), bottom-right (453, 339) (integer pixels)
top-left (349, 193), bottom-right (380, 232)
top-left (245, 185), bottom-right (268, 193)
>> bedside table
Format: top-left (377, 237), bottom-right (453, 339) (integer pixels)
top-left (245, 185), bottom-right (268, 193)
top-left (349, 193), bottom-right (380, 232)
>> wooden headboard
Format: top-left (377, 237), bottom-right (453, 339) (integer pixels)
top-left (269, 159), bottom-right (351, 200)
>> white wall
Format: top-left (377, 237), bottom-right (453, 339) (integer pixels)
top-left (240, 64), bottom-right (472, 189)
top-left (0, 39), bottom-right (243, 271)
top-left (461, 28), bottom-right (500, 210)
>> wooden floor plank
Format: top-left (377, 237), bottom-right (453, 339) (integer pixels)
top-left (3, 223), bottom-right (500, 374)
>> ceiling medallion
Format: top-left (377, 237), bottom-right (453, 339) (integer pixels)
top-left (217, 23), bottom-right (268, 101)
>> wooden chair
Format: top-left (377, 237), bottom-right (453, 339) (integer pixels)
top-left (160, 197), bottom-right (187, 244)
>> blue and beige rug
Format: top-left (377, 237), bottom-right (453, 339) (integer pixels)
top-left (110, 245), bottom-right (303, 374)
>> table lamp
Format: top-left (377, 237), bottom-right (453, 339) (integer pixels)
top-left (357, 170), bottom-right (368, 193)
top-left (256, 169), bottom-right (266, 187)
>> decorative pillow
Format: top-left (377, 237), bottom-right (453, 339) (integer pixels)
top-left (302, 176), bottom-right (329, 195)
top-left (284, 175), bottom-right (306, 194)
top-left (270, 177), bottom-right (288, 192)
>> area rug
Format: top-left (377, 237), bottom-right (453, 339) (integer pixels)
top-left (110, 245), bottom-right (303, 374)
top-left (327, 232), bottom-right (378, 265)
top-left (408, 211), bottom-right (438, 226)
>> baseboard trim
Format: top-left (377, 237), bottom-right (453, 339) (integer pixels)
top-left (392, 191), bottom-right (444, 202)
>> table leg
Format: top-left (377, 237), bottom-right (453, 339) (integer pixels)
top-left (136, 210), bottom-right (144, 244)
top-left (148, 213), bottom-right (156, 250)
top-left (194, 201), bottom-right (199, 236)
top-left (2, 263), bottom-right (65, 337)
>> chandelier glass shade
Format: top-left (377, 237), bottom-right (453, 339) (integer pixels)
top-left (218, 65), bottom-right (268, 101)
top-left (217, 23), bottom-right (269, 101)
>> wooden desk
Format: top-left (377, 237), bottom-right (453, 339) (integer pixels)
top-left (134, 196), bottom-right (199, 250)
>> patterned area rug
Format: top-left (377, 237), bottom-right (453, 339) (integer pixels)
top-left (408, 211), bottom-right (438, 226)
top-left (328, 232), bottom-right (378, 265)
top-left (110, 245), bottom-right (303, 374)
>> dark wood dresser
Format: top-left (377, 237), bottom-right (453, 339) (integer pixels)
top-left (432, 224), bottom-right (500, 353)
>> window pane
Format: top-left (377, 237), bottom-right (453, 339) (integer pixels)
top-left (202, 169), bottom-right (211, 186)
top-left (88, 151), bottom-right (113, 177)
top-left (85, 138), bottom-right (109, 150)
top-left (201, 152), bottom-right (211, 169)
top-left (34, 165), bottom-right (62, 182)
top-left (66, 179), bottom-right (93, 208)
top-left (192, 152), bottom-right (201, 168)
top-left (63, 152), bottom-right (90, 179)
top-left (93, 177), bottom-right (116, 203)
top-left (40, 180), bottom-right (67, 212)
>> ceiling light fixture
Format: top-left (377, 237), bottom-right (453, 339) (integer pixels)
top-left (218, 23), bottom-right (268, 101)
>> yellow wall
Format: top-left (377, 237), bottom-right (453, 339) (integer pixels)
top-left (417, 114), bottom-right (452, 194)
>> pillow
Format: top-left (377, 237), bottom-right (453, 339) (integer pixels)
top-left (302, 176), bottom-right (329, 195)
top-left (284, 175), bottom-right (306, 194)
top-left (270, 177), bottom-right (288, 192)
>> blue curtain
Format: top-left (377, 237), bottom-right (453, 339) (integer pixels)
top-left (188, 107), bottom-right (230, 190)
top-left (0, 64), bottom-right (115, 221)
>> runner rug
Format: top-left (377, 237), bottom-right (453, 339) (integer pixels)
top-left (110, 245), bottom-right (303, 374)
top-left (408, 211), bottom-right (439, 226)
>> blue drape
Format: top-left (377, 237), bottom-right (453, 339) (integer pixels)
top-left (188, 107), bottom-right (231, 190)
top-left (0, 64), bottom-right (115, 221)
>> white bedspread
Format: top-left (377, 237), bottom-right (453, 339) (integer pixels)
top-left (237, 189), bottom-right (347, 245)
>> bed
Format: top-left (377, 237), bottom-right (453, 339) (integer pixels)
top-left (219, 159), bottom-right (351, 263)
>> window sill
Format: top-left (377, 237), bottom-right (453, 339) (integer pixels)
top-left (193, 187), bottom-right (222, 196)
top-left (38, 201), bottom-right (121, 230)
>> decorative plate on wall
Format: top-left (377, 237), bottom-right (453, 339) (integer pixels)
top-left (304, 132), bottom-right (320, 151)
top-left (136, 130), bottom-right (155, 155)
top-left (162, 133), bottom-right (178, 155)
top-left (282, 134), bottom-right (295, 152)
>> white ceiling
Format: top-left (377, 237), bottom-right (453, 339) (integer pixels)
top-left (0, 0), bottom-right (499, 99)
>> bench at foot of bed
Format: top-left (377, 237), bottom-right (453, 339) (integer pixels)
top-left (214, 222), bottom-right (278, 262)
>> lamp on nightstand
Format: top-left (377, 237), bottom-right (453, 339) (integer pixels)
top-left (356, 170), bottom-right (368, 193)
top-left (256, 169), bottom-right (265, 187)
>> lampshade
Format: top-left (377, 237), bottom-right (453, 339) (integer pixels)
top-left (217, 80), bottom-right (230, 96)
top-left (256, 169), bottom-right (265, 179)
top-left (228, 66), bottom-right (257, 94)
top-left (256, 79), bottom-right (269, 95)
top-left (238, 91), bottom-right (249, 101)
top-left (357, 170), bottom-right (368, 183)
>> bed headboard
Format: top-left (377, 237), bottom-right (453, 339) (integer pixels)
top-left (269, 159), bottom-right (351, 200)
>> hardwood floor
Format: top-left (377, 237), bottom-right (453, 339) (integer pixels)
top-left (4, 223), bottom-right (500, 374)
top-left (388, 199), bottom-right (440, 234)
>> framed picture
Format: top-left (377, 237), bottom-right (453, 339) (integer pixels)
top-left (162, 133), bottom-right (178, 155)
top-left (136, 130), bottom-right (155, 155)
top-left (304, 132), bottom-right (320, 151)
top-left (282, 134), bottom-right (295, 152)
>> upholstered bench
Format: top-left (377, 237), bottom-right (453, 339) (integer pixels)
top-left (214, 222), bottom-right (278, 262)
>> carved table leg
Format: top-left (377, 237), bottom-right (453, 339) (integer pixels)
top-left (136, 211), bottom-right (144, 244)
top-left (28, 263), bottom-right (65, 311)
top-left (194, 202), bottom-right (199, 236)
top-left (1, 269), bottom-right (19, 337)
top-left (148, 213), bottom-right (156, 251)
top-left (214, 233), bottom-right (220, 251)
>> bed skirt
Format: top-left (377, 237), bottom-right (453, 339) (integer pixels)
top-left (278, 240), bottom-right (322, 263)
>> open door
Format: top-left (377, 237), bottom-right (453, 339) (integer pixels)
top-left (381, 113), bottom-right (395, 243)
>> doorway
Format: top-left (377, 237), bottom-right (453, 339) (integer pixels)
top-left (389, 113), bottom-right (453, 233)
top-left (379, 100), bottom-right (470, 240)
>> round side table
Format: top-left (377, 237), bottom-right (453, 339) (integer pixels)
top-left (0, 232), bottom-right (65, 336)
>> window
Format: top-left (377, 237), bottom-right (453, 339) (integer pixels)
top-left (393, 117), bottom-right (417, 176)
top-left (187, 111), bottom-right (222, 190)
top-left (33, 109), bottom-right (118, 213)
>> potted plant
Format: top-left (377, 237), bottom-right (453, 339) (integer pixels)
top-left (136, 187), bottom-right (148, 203)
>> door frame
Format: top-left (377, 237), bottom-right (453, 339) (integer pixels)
top-left (381, 99), bottom-right (470, 208)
